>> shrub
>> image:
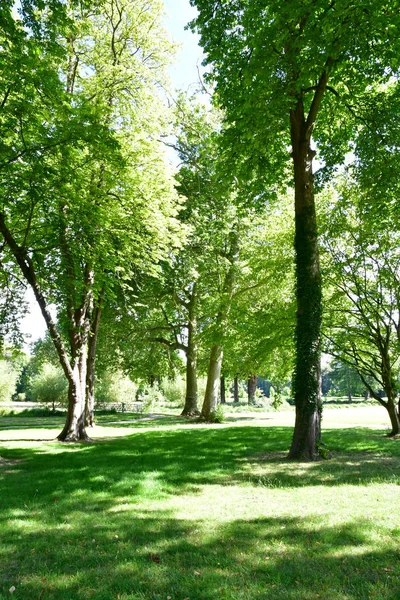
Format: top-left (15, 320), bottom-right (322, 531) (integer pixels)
top-left (95, 370), bottom-right (138, 406)
top-left (160, 376), bottom-right (185, 405)
top-left (0, 359), bottom-right (19, 403)
top-left (208, 404), bottom-right (225, 423)
top-left (137, 382), bottom-right (163, 411)
top-left (29, 362), bottom-right (68, 410)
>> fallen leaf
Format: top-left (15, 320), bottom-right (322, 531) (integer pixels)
top-left (147, 553), bottom-right (160, 563)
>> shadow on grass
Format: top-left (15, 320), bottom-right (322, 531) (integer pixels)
top-left (1, 427), bottom-right (399, 503)
top-left (1, 425), bottom-right (400, 598)
top-left (1, 508), bottom-right (399, 599)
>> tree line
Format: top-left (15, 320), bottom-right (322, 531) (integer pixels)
top-left (1, 0), bottom-right (399, 457)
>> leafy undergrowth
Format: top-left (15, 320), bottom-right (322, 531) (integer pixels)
top-left (1, 414), bottom-right (400, 599)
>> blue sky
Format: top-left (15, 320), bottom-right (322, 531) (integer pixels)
top-left (163, 0), bottom-right (204, 90)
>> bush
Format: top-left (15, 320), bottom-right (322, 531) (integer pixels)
top-left (95, 370), bottom-right (138, 406)
top-left (137, 382), bottom-right (163, 411)
top-left (160, 376), bottom-right (185, 405)
top-left (208, 404), bottom-right (225, 423)
top-left (0, 359), bottom-right (19, 403)
top-left (29, 362), bottom-right (68, 410)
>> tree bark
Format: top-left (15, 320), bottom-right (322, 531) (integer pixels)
top-left (201, 344), bottom-right (223, 419)
top-left (347, 367), bottom-right (352, 403)
top-left (288, 96), bottom-right (323, 461)
top-left (86, 297), bottom-right (103, 427)
top-left (380, 350), bottom-right (400, 436)
top-left (220, 375), bottom-right (226, 404)
top-left (233, 376), bottom-right (239, 403)
top-left (386, 399), bottom-right (400, 436)
top-left (181, 285), bottom-right (199, 416)
top-left (57, 363), bottom-right (90, 442)
top-left (248, 374), bottom-right (257, 404)
top-left (201, 231), bottom-right (239, 420)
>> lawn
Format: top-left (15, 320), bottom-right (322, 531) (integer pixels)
top-left (1, 406), bottom-right (400, 599)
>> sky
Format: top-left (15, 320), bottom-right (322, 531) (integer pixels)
top-left (19, 0), bottom-right (204, 346)
top-left (163, 0), bottom-right (204, 91)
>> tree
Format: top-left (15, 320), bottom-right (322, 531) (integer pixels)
top-left (221, 199), bottom-right (295, 398)
top-left (189, 0), bottom-right (400, 457)
top-left (322, 181), bottom-right (400, 435)
top-left (29, 363), bottom-right (68, 411)
top-left (0, 0), bottom-right (181, 441)
top-left (326, 361), bottom-right (365, 402)
top-left (0, 360), bottom-right (18, 403)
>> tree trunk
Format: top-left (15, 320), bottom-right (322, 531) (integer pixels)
top-left (288, 97), bottom-right (323, 461)
top-left (57, 363), bottom-right (90, 442)
top-left (380, 352), bottom-right (400, 436)
top-left (386, 399), bottom-right (400, 436)
top-left (233, 376), bottom-right (239, 403)
top-left (200, 231), bottom-right (238, 420)
top-left (248, 374), bottom-right (257, 404)
top-left (201, 344), bottom-right (223, 419)
top-left (181, 354), bottom-right (199, 415)
top-left (220, 375), bottom-right (226, 404)
top-left (181, 285), bottom-right (199, 416)
top-left (360, 372), bottom-right (399, 437)
top-left (86, 300), bottom-right (103, 428)
top-left (347, 368), bottom-right (352, 403)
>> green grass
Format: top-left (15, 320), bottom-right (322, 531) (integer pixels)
top-left (1, 407), bottom-right (400, 599)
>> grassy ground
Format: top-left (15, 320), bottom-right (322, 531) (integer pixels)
top-left (1, 406), bottom-right (400, 600)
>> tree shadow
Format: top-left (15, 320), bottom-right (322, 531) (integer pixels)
top-left (1, 427), bottom-right (399, 511)
top-left (1, 509), bottom-right (399, 599)
top-left (2, 425), bottom-right (400, 598)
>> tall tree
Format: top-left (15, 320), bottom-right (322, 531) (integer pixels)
top-left (0, 0), bottom-right (180, 440)
top-left (190, 0), bottom-right (400, 458)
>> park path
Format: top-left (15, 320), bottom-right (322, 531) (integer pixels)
top-left (103, 413), bottom-right (169, 425)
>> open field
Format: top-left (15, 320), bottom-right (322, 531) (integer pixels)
top-left (1, 406), bottom-right (400, 599)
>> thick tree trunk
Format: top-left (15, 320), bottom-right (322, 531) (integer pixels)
top-left (220, 375), bottom-right (226, 404)
top-left (288, 98), bottom-right (323, 461)
top-left (57, 363), bottom-right (90, 442)
top-left (233, 376), bottom-right (239, 403)
top-left (86, 301), bottom-right (103, 428)
top-left (248, 374), bottom-right (257, 404)
top-left (201, 344), bottom-right (223, 419)
top-left (181, 354), bottom-right (199, 415)
top-left (181, 286), bottom-right (199, 416)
